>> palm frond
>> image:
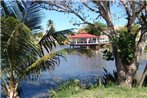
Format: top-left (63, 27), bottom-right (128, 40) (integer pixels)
top-left (19, 52), bottom-right (62, 79)
top-left (1, 0), bottom-right (44, 32)
top-left (19, 47), bottom-right (93, 79)
top-left (39, 28), bottom-right (75, 54)
top-left (1, 17), bottom-right (41, 76)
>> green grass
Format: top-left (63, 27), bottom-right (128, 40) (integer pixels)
top-left (49, 80), bottom-right (147, 98)
top-left (69, 86), bottom-right (147, 98)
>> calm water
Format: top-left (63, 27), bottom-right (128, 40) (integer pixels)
top-left (40, 45), bottom-right (146, 81)
top-left (40, 46), bottom-right (115, 81)
top-left (19, 45), bottom-right (147, 98)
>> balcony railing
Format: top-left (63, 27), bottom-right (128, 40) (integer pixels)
top-left (70, 40), bottom-right (109, 45)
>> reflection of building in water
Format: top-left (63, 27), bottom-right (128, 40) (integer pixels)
top-left (68, 30), bottom-right (109, 48)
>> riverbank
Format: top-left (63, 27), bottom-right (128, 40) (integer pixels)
top-left (69, 86), bottom-right (147, 98)
top-left (19, 75), bottom-right (100, 98)
top-left (49, 80), bottom-right (147, 98)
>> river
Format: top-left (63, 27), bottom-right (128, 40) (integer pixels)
top-left (18, 45), bottom-right (147, 98)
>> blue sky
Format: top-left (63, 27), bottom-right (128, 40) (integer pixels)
top-left (41, 10), bottom-right (83, 32)
top-left (41, 2), bottom-right (127, 32)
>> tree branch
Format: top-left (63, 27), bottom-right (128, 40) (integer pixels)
top-left (137, 31), bottom-right (147, 46)
top-left (80, 1), bottom-right (99, 13)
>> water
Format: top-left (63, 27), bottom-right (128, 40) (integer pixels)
top-left (44, 45), bottom-right (146, 80)
top-left (19, 45), bottom-right (147, 98)
top-left (39, 45), bottom-right (116, 80)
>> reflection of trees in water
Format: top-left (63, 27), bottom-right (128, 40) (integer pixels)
top-left (40, 50), bottom-right (109, 80)
top-left (69, 51), bottom-right (106, 72)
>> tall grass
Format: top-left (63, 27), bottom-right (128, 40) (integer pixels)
top-left (49, 79), bottom-right (147, 98)
top-left (49, 79), bottom-right (82, 98)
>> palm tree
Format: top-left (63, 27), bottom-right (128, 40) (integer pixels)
top-left (1, 1), bottom-right (92, 97)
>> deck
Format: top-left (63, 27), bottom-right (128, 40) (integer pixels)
top-left (70, 42), bottom-right (109, 47)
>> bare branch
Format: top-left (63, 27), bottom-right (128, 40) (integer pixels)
top-left (137, 31), bottom-right (147, 46)
top-left (94, 1), bottom-right (116, 36)
top-left (121, 0), bottom-right (145, 33)
top-left (80, 0), bottom-right (99, 13)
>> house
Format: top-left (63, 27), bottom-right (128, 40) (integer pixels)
top-left (68, 30), bottom-right (109, 48)
top-left (98, 34), bottom-right (109, 43)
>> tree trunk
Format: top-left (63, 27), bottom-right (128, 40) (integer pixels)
top-left (139, 63), bottom-right (147, 87)
top-left (117, 58), bottom-right (139, 88)
top-left (112, 45), bottom-right (138, 87)
top-left (7, 83), bottom-right (19, 98)
top-left (7, 89), bottom-right (19, 98)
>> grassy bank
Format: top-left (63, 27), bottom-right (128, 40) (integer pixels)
top-left (49, 80), bottom-right (147, 98)
top-left (69, 86), bottom-right (147, 98)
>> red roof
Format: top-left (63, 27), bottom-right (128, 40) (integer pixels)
top-left (69, 31), bottom-right (98, 38)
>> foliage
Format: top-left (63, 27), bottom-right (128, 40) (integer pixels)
top-left (33, 32), bottom-right (44, 38)
top-left (1, 16), bottom-right (40, 75)
top-left (116, 27), bottom-right (127, 33)
top-left (1, 16), bottom-right (68, 85)
top-left (84, 22), bottom-right (106, 36)
top-left (117, 32), bottom-right (136, 65)
top-left (101, 50), bottom-right (114, 61)
top-left (102, 68), bottom-right (117, 86)
top-left (39, 19), bottom-right (74, 53)
top-left (0, 0), bottom-right (44, 32)
top-left (132, 24), bottom-right (140, 34)
top-left (103, 31), bottom-right (136, 65)
top-left (48, 79), bottom-right (147, 98)
top-left (49, 80), bottom-right (82, 98)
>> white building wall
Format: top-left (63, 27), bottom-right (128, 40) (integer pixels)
top-left (98, 35), bottom-right (109, 43)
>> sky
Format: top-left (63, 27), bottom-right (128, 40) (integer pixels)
top-left (40, 2), bottom-right (127, 33)
top-left (41, 10), bottom-right (83, 32)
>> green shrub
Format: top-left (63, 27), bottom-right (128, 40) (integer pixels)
top-left (102, 68), bottom-right (117, 86)
top-left (49, 79), bottom-right (82, 98)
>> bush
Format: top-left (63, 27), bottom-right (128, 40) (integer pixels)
top-left (102, 68), bottom-right (117, 86)
top-left (49, 79), bottom-right (82, 98)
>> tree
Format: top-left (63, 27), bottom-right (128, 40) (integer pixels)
top-left (84, 22), bottom-right (106, 36)
top-left (0, 1), bottom-right (93, 98)
top-left (40, 0), bottom-right (147, 87)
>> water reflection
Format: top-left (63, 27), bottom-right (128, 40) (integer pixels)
top-left (40, 47), bottom-right (115, 81)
